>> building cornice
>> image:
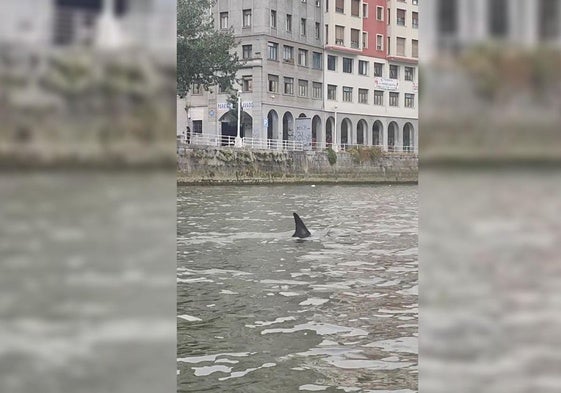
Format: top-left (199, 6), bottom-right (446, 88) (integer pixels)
top-left (324, 45), bottom-right (363, 55)
top-left (386, 56), bottom-right (418, 65)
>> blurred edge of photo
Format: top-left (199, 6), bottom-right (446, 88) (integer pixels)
top-left (420, 2), bottom-right (561, 392)
top-left (0, 2), bottom-right (178, 393)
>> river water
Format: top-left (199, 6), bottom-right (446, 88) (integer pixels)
top-left (0, 173), bottom-right (177, 393)
top-left (177, 184), bottom-right (418, 392)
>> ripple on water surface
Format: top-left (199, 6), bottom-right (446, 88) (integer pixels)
top-left (178, 185), bottom-right (418, 392)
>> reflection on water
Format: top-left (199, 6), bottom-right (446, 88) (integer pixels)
top-left (177, 185), bottom-right (418, 392)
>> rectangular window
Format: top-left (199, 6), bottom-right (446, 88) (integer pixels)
top-left (351, 0), bottom-right (360, 16)
top-left (489, 0), bottom-right (509, 37)
top-left (358, 60), bottom-right (368, 75)
top-left (376, 34), bottom-right (383, 50)
top-left (336, 0), bottom-right (344, 13)
top-left (343, 57), bottom-right (353, 73)
top-left (376, 6), bottom-right (383, 20)
top-left (268, 42), bottom-right (278, 60)
top-left (397, 9), bottom-right (406, 26)
top-left (192, 83), bottom-right (202, 94)
top-left (374, 90), bottom-right (384, 105)
top-left (363, 4), bottom-right (368, 18)
top-left (327, 84), bottom-right (337, 100)
top-left (389, 92), bottom-right (399, 107)
top-left (358, 88), bottom-right (368, 104)
top-left (362, 32), bottom-right (368, 48)
top-left (268, 74), bottom-right (279, 92)
top-left (351, 28), bottom-right (360, 48)
top-left (405, 66), bottom-right (415, 81)
top-left (192, 120), bottom-right (203, 134)
top-left (325, 24), bottom-right (329, 44)
top-left (283, 45), bottom-right (294, 62)
top-left (343, 86), bottom-right (353, 102)
top-left (313, 82), bottom-right (322, 99)
top-left (270, 10), bottom-right (277, 28)
top-left (298, 49), bottom-right (308, 66)
top-left (315, 22), bottom-right (321, 39)
top-left (243, 9), bottom-right (252, 28)
top-left (284, 77), bottom-right (294, 95)
top-left (412, 12), bottom-right (418, 29)
top-left (374, 62), bottom-right (383, 77)
top-left (242, 76), bottom-right (253, 92)
top-left (405, 93), bottom-right (415, 108)
top-left (412, 0), bottom-right (418, 4)
top-left (286, 14), bottom-right (292, 32)
top-left (539, 0), bottom-right (560, 41)
top-left (220, 12), bottom-right (228, 29)
top-left (327, 55), bottom-right (337, 71)
top-left (396, 37), bottom-right (406, 56)
top-left (298, 80), bottom-right (309, 97)
top-left (242, 44), bottom-right (252, 59)
top-left (412, 39), bottom-right (418, 58)
top-left (316, 0), bottom-right (321, 6)
top-left (312, 52), bottom-right (322, 69)
top-left (390, 64), bottom-right (399, 79)
top-left (335, 25), bottom-right (344, 45)
top-left (300, 18), bottom-right (307, 36)
top-left (438, 0), bottom-right (457, 34)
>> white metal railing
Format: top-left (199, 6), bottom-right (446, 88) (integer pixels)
top-left (178, 135), bottom-right (417, 154)
top-left (181, 135), bottom-right (305, 151)
top-left (187, 134), bottom-right (236, 147)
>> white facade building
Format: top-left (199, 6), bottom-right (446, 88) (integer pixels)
top-left (422, 0), bottom-right (561, 61)
top-left (0, 0), bottom-right (176, 53)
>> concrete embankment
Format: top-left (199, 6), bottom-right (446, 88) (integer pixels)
top-left (177, 147), bottom-right (418, 185)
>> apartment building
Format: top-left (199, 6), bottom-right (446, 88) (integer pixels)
top-left (0, 0), bottom-right (176, 52)
top-left (322, 0), bottom-right (418, 150)
top-left (180, 0), bottom-right (418, 152)
top-left (422, 0), bottom-right (561, 60)
top-left (183, 0), bottom-right (325, 145)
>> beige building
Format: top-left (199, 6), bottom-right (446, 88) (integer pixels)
top-left (322, 0), bottom-right (418, 151)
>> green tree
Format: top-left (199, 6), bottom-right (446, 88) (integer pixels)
top-left (177, 0), bottom-right (242, 97)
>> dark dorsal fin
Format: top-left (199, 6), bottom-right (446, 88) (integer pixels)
top-left (293, 212), bottom-right (311, 238)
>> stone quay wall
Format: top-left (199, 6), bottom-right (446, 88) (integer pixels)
top-left (177, 147), bottom-right (418, 185)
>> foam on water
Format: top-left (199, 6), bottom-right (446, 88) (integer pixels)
top-left (299, 298), bottom-right (329, 306)
top-left (178, 185), bottom-right (418, 391)
top-left (261, 322), bottom-right (369, 337)
top-left (178, 315), bottom-right (202, 322)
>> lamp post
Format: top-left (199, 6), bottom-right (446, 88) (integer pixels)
top-left (332, 105), bottom-right (339, 152)
top-left (235, 90), bottom-right (243, 147)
